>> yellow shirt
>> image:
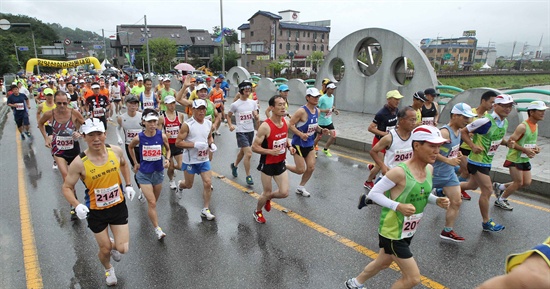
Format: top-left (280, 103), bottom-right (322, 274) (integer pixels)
top-left (81, 146), bottom-right (124, 210)
top-left (41, 102), bottom-right (56, 126)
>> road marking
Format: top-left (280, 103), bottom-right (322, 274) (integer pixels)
top-left (16, 132), bottom-right (44, 288)
top-left (212, 171), bottom-right (448, 289)
top-left (334, 151), bottom-right (550, 213)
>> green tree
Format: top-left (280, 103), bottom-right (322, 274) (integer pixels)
top-left (268, 60), bottom-right (288, 77)
top-left (306, 51), bottom-right (324, 73)
top-left (138, 38), bottom-right (177, 73)
top-left (210, 49), bottom-right (240, 72)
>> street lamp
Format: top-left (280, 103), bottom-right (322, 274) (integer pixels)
top-left (0, 19), bottom-right (40, 73)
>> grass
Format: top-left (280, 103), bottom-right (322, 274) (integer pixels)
top-left (438, 75), bottom-right (550, 91)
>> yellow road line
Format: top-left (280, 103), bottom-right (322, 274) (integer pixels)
top-left (333, 151), bottom-right (374, 166)
top-left (16, 132), bottom-right (44, 289)
top-left (212, 172), bottom-right (448, 289)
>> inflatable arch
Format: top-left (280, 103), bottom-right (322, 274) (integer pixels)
top-left (26, 57), bottom-right (102, 75)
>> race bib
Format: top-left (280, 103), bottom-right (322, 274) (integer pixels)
top-left (165, 126), bottom-right (179, 139)
top-left (238, 111), bottom-right (253, 124)
top-left (385, 126), bottom-right (395, 132)
top-left (15, 103), bottom-right (25, 110)
top-left (325, 109), bottom-right (332, 118)
top-left (448, 144), bottom-right (460, 159)
top-left (94, 184), bottom-right (122, 208)
top-left (197, 149), bottom-right (209, 161)
top-left (521, 144), bottom-right (536, 158)
top-left (306, 124), bottom-right (318, 136)
top-left (421, 117), bottom-right (435, 126)
top-left (93, 107), bottom-right (104, 117)
top-left (125, 129), bottom-right (141, 143)
top-left (394, 148), bottom-right (413, 163)
top-left (488, 139), bottom-right (502, 156)
top-left (143, 101), bottom-right (155, 109)
top-left (142, 144), bottom-right (162, 161)
top-left (273, 138), bottom-right (287, 155)
top-left (402, 213), bottom-right (423, 238)
top-left (56, 135), bottom-right (74, 150)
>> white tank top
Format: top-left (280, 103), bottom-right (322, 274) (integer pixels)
top-left (183, 117), bottom-right (212, 164)
top-left (384, 129), bottom-right (413, 169)
top-left (120, 112), bottom-right (143, 144)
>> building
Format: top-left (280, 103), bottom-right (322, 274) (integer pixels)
top-left (238, 10), bottom-right (331, 76)
top-left (187, 29), bottom-right (218, 63)
top-left (420, 36), bottom-right (478, 70)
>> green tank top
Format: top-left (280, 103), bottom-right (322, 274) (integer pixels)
top-left (205, 99), bottom-right (215, 121)
top-left (378, 163), bottom-right (432, 240)
top-left (506, 120), bottom-right (537, 163)
top-left (469, 114), bottom-right (508, 165)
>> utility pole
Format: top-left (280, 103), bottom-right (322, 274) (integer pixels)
top-left (102, 28), bottom-right (107, 62)
top-left (145, 15), bottom-right (151, 73)
top-left (510, 41), bottom-right (517, 61)
top-left (14, 43), bottom-right (20, 68)
top-left (220, 0), bottom-right (225, 73)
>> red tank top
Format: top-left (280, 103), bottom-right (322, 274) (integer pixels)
top-left (261, 118), bottom-right (288, 164)
top-left (163, 111), bottom-right (182, 144)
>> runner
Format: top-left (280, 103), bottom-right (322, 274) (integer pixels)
top-left (493, 100), bottom-right (547, 210)
top-left (128, 109), bottom-right (171, 240)
top-left (195, 83), bottom-right (220, 162)
top-left (265, 84), bottom-right (290, 119)
top-left (61, 117), bottom-right (135, 286)
top-left (431, 103), bottom-right (476, 242)
top-left (158, 95), bottom-right (184, 189)
top-left (66, 82), bottom-right (82, 113)
top-left (6, 84), bottom-right (32, 140)
top-left (85, 82), bottom-right (110, 130)
top-left (420, 88), bottom-right (440, 126)
top-left (228, 80), bottom-right (260, 185)
top-left (157, 77), bottom-right (176, 112)
top-left (410, 91), bottom-right (427, 127)
top-left (459, 94), bottom-right (514, 232)
top-left (130, 76), bottom-right (145, 96)
top-left (110, 79), bottom-right (122, 116)
top-left (286, 88), bottom-right (329, 197)
top-left (35, 88), bottom-right (57, 169)
top-left (251, 95), bottom-right (295, 223)
top-left (345, 125), bottom-right (450, 289)
top-left (314, 82), bottom-right (339, 157)
top-left (364, 90), bottom-right (403, 189)
top-left (175, 99), bottom-right (217, 221)
top-left (116, 95), bottom-right (143, 197)
top-left (139, 78), bottom-right (158, 111)
top-left (208, 78), bottom-right (225, 134)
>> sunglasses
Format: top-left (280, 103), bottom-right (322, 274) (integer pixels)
top-left (56, 102), bottom-right (68, 106)
top-left (308, 95), bottom-right (321, 98)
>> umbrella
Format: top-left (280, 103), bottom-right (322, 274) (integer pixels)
top-left (174, 63), bottom-right (195, 71)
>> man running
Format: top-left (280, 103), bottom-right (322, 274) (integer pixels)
top-left (139, 78), bottom-right (158, 111)
top-left (264, 84), bottom-right (290, 119)
top-left (410, 91), bottom-right (427, 127)
top-left (36, 88), bottom-right (57, 169)
top-left (110, 79), bottom-right (122, 116)
top-left (175, 99), bottom-right (217, 221)
top-left (157, 77), bottom-right (176, 112)
top-left (460, 94), bottom-right (514, 232)
top-left (493, 100), bottom-right (547, 210)
top-left (208, 78), bottom-right (225, 133)
top-left (7, 84), bottom-right (32, 140)
top-left (251, 95), bottom-right (296, 223)
top-left (228, 80), bottom-right (260, 185)
top-left (314, 82), bottom-right (339, 157)
top-left (116, 95), bottom-right (143, 197)
top-left (345, 125), bottom-right (450, 289)
top-left (62, 118), bottom-right (136, 286)
top-left (158, 95), bottom-right (184, 189)
top-left (421, 88), bottom-right (440, 126)
top-left (85, 82), bottom-right (110, 130)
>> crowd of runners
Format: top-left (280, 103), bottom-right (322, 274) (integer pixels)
top-left (4, 73), bottom-right (547, 288)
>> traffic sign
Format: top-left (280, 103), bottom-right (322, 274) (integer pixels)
top-left (443, 53), bottom-right (452, 60)
top-left (64, 38), bottom-right (71, 45)
top-left (18, 46), bottom-right (29, 51)
top-left (93, 45), bottom-right (103, 49)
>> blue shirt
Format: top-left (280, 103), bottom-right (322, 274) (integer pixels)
top-left (318, 93), bottom-right (335, 126)
top-left (7, 93), bottom-right (29, 116)
top-left (220, 81), bottom-right (229, 98)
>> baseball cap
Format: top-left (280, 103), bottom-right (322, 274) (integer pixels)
top-left (411, 125), bottom-right (450, 144)
top-left (158, 76), bottom-right (164, 82)
top-left (196, 83), bottom-right (208, 91)
top-left (322, 78), bottom-right (331, 85)
top-left (278, 84), bottom-right (289, 92)
top-left (206, 77), bottom-right (212, 81)
top-left (413, 91), bottom-right (427, 102)
top-left (192, 99), bottom-right (207, 108)
top-left (451, 103), bottom-right (476, 117)
top-left (424, 88), bottom-right (440, 96)
top-left (306, 87), bottom-right (321, 97)
top-left (196, 78), bottom-right (205, 83)
top-left (386, 90), bottom-right (404, 99)
top-left (239, 80), bottom-right (252, 90)
top-left (164, 95), bottom-right (176, 104)
top-left (527, 100), bottom-right (548, 110)
top-left (215, 78), bottom-right (222, 83)
top-left (91, 83), bottom-right (100, 89)
top-left (79, 79), bottom-right (85, 83)
top-left (190, 78), bottom-right (196, 82)
top-left (43, 88), bottom-right (54, 95)
top-left (494, 94), bottom-right (515, 105)
top-left (218, 74), bottom-right (225, 78)
top-left (142, 111), bottom-right (159, 121)
top-left (163, 77), bottom-right (171, 82)
top-left (81, 118), bottom-right (106, 134)
top-left (125, 95), bottom-right (139, 103)
top-left (137, 76), bottom-right (144, 81)
top-left (326, 83), bottom-right (337, 89)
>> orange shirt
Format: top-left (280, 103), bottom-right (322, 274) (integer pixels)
top-left (210, 88), bottom-right (224, 108)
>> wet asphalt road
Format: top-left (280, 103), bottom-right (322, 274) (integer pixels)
top-left (0, 105), bottom-right (549, 289)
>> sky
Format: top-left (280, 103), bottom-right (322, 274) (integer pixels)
top-left (1, 0), bottom-right (549, 56)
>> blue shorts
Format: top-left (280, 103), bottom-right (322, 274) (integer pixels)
top-left (136, 170), bottom-right (164, 186)
top-left (183, 161), bottom-right (211, 175)
top-left (432, 171), bottom-right (460, 188)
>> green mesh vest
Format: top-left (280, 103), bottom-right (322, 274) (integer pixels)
top-left (469, 114), bottom-right (508, 165)
top-left (506, 120), bottom-right (538, 163)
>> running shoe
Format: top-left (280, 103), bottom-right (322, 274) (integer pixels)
top-left (482, 219), bottom-right (505, 232)
top-left (295, 187), bottom-right (311, 197)
top-left (105, 266), bottom-right (117, 286)
top-left (215, 131), bottom-right (221, 136)
top-left (323, 149), bottom-right (333, 157)
top-left (230, 163), bottom-right (238, 177)
top-left (200, 208), bottom-right (216, 220)
top-left (440, 230), bottom-right (465, 242)
top-left (246, 175), bottom-right (254, 185)
top-left (492, 182), bottom-right (504, 199)
top-left (211, 184), bottom-right (214, 191)
top-left (494, 199), bottom-right (513, 211)
top-left (52, 161), bottom-right (58, 170)
top-left (363, 181), bottom-right (374, 189)
top-left (461, 190), bottom-right (471, 200)
top-left (70, 206), bottom-right (78, 221)
top-left (155, 227), bottom-right (166, 240)
top-left (314, 145), bottom-right (319, 151)
top-left (345, 278), bottom-right (365, 289)
top-left (253, 210), bottom-right (266, 224)
top-left (25, 131), bottom-right (32, 139)
top-left (110, 237), bottom-right (122, 262)
top-left (175, 181), bottom-right (184, 199)
top-left (138, 189), bottom-right (146, 203)
top-left (431, 188), bottom-right (445, 197)
top-left (358, 193), bottom-right (369, 210)
top-left (169, 179), bottom-right (176, 189)
top-left (20, 133), bottom-right (25, 140)
top-left (264, 200), bottom-right (271, 212)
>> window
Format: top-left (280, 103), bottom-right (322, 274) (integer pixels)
top-left (303, 31), bottom-right (306, 37)
top-left (279, 29), bottom-right (283, 36)
top-left (286, 43), bottom-right (291, 51)
top-left (287, 30), bottom-right (291, 37)
top-left (241, 31), bottom-right (245, 38)
top-left (251, 60), bottom-right (255, 65)
top-left (296, 31), bottom-right (300, 38)
top-left (313, 32), bottom-right (317, 39)
top-left (302, 44), bottom-right (305, 50)
top-left (322, 33), bottom-right (325, 39)
top-left (312, 44), bottom-right (316, 51)
top-left (308, 32), bottom-right (310, 37)
top-left (320, 44), bottom-right (324, 52)
top-left (251, 43), bottom-right (264, 52)
top-left (250, 19), bottom-right (254, 24)
top-left (295, 43), bottom-right (299, 51)
top-left (307, 44), bottom-right (310, 50)
top-left (250, 31), bottom-right (254, 37)
top-left (279, 43), bottom-right (282, 49)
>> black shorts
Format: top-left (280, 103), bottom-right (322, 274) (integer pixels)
top-left (87, 200), bottom-right (128, 234)
top-left (54, 153), bottom-right (78, 165)
top-left (257, 161), bottom-right (286, 176)
top-left (319, 123), bottom-right (335, 130)
top-left (113, 99), bottom-right (122, 103)
top-left (45, 125), bottom-right (53, 136)
top-left (169, 143), bottom-right (183, 156)
top-left (293, 145), bottom-right (313, 158)
top-left (216, 106), bottom-right (223, 113)
top-left (503, 160), bottom-right (531, 171)
top-left (125, 144), bottom-right (141, 167)
top-left (459, 147), bottom-right (471, 157)
top-left (14, 114), bottom-right (30, 127)
top-left (379, 234), bottom-right (414, 259)
top-left (467, 163), bottom-right (491, 176)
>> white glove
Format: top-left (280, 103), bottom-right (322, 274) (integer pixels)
top-left (75, 204), bottom-right (89, 219)
top-left (117, 138), bottom-right (123, 145)
top-left (125, 186), bottom-right (136, 201)
top-left (194, 141), bottom-right (208, 151)
top-left (209, 143), bottom-right (217, 152)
